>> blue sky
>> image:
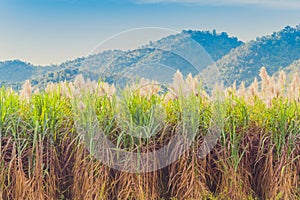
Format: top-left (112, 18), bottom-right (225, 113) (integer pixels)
top-left (0, 0), bottom-right (299, 65)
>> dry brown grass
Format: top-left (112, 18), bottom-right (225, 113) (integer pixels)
top-left (0, 68), bottom-right (299, 199)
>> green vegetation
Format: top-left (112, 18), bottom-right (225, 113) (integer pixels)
top-left (218, 25), bottom-right (300, 86)
top-left (0, 29), bottom-right (243, 89)
top-left (1, 25), bottom-right (300, 90)
top-left (0, 68), bottom-right (299, 199)
top-left (182, 29), bottom-right (243, 61)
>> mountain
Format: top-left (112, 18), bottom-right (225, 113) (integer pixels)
top-left (48, 30), bottom-right (243, 85)
top-left (1, 25), bottom-right (300, 90)
top-left (0, 60), bottom-right (34, 83)
top-left (283, 59), bottom-right (300, 78)
top-left (0, 60), bottom-right (61, 89)
top-left (217, 25), bottom-right (300, 86)
top-left (146, 30), bottom-right (243, 61)
top-left (0, 30), bottom-right (243, 89)
top-left (182, 30), bottom-right (243, 61)
top-left (31, 50), bottom-right (124, 87)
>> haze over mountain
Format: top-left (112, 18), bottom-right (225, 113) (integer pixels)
top-left (217, 25), bottom-right (300, 86)
top-left (0, 30), bottom-right (243, 89)
top-left (283, 59), bottom-right (300, 77)
top-left (0, 25), bottom-right (299, 89)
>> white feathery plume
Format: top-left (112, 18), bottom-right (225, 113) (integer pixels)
top-left (186, 73), bottom-right (198, 94)
top-left (19, 80), bottom-right (32, 100)
top-left (74, 74), bottom-right (85, 90)
top-left (237, 82), bottom-right (246, 98)
top-left (259, 67), bottom-right (270, 95)
top-left (172, 70), bottom-right (190, 96)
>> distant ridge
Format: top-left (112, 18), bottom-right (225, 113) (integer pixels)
top-left (216, 25), bottom-right (300, 86)
top-left (1, 25), bottom-right (300, 89)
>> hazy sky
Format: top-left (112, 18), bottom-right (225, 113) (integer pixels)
top-left (0, 0), bottom-right (299, 65)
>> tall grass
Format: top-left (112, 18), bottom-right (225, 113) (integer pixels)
top-left (0, 68), bottom-right (299, 199)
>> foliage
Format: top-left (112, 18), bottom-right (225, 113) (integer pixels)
top-left (0, 69), bottom-right (299, 199)
top-left (0, 30), bottom-right (243, 89)
top-left (218, 25), bottom-right (300, 86)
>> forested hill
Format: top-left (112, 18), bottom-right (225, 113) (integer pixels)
top-left (1, 25), bottom-right (300, 89)
top-left (0, 30), bottom-right (243, 89)
top-left (217, 25), bottom-right (300, 86)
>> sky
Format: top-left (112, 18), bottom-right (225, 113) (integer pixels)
top-left (0, 0), bottom-right (299, 65)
